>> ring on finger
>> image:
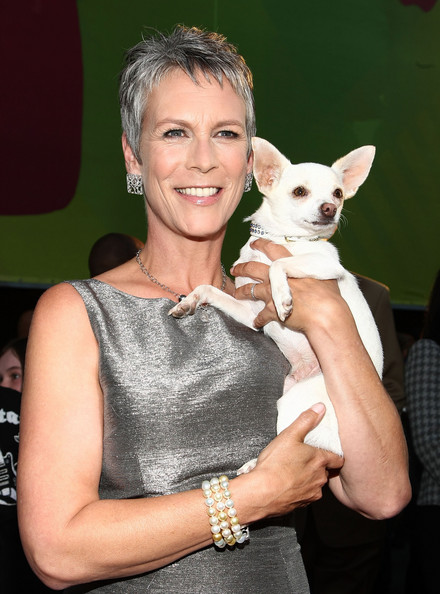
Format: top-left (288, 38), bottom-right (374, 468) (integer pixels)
top-left (250, 282), bottom-right (258, 301)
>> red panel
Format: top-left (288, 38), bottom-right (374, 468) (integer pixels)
top-left (400, 0), bottom-right (438, 11)
top-left (0, 0), bottom-right (83, 215)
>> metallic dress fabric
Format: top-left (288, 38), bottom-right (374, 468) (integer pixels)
top-left (65, 279), bottom-right (309, 593)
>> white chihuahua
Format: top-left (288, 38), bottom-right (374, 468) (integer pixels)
top-left (169, 137), bottom-right (383, 459)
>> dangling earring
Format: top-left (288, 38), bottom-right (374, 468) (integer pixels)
top-left (126, 173), bottom-right (143, 195)
top-left (244, 172), bottom-right (253, 193)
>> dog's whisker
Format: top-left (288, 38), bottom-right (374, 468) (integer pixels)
top-left (338, 213), bottom-right (349, 229)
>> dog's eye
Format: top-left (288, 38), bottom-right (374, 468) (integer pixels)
top-left (333, 188), bottom-right (343, 199)
top-left (293, 186), bottom-right (308, 197)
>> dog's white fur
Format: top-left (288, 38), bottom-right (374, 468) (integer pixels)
top-left (169, 137), bottom-right (383, 459)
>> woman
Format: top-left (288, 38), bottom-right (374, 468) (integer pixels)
top-left (17, 26), bottom-right (410, 592)
top-left (405, 269), bottom-right (440, 594)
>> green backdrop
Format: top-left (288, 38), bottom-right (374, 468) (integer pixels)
top-left (1, 0), bottom-right (438, 306)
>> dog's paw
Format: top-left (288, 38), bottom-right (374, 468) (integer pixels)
top-left (275, 294), bottom-right (293, 322)
top-left (168, 294), bottom-right (201, 318)
top-left (271, 284), bottom-right (293, 321)
top-left (236, 458), bottom-right (257, 475)
top-left (269, 262), bottom-right (293, 321)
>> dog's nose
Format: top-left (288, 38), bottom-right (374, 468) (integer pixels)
top-left (320, 203), bottom-right (337, 218)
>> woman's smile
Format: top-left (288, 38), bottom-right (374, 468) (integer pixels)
top-left (175, 186), bottom-right (221, 205)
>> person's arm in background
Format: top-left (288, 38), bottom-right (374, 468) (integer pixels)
top-left (405, 339), bottom-right (440, 486)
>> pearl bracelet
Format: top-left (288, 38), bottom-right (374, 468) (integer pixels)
top-left (202, 475), bottom-right (250, 549)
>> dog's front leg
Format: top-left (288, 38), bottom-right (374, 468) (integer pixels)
top-left (269, 254), bottom-right (346, 321)
top-left (168, 286), bottom-right (259, 330)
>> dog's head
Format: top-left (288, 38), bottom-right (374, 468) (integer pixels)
top-left (251, 137), bottom-right (375, 240)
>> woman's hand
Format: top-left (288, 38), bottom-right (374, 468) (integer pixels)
top-left (232, 238), bottom-right (346, 333)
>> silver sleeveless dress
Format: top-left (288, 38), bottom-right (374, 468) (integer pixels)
top-left (66, 279), bottom-right (309, 593)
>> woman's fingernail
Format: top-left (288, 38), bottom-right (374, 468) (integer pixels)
top-left (311, 402), bottom-right (325, 414)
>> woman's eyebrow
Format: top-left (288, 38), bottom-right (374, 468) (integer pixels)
top-left (154, 118), bottom-right (245, 128)
top-left (215, 120), bottom-right (245, 128)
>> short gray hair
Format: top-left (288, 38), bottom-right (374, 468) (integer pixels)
top-left (119, 25), bottom-right (256, 162)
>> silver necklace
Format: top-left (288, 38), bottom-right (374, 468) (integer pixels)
top-left (135, 249), bottom-right (227, 302)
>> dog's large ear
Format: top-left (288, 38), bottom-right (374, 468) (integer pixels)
top-left (252, 137), bottom-right (291, 192)
top-left (331, 146), bottom-right (376, 199)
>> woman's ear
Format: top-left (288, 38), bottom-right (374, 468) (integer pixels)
top-left (246, 147), bottom-right (254, 175)
top-left (122, 133), bottom-right (141, 174)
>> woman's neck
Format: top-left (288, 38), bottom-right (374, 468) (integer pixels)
top-left (138, 229), bottom-right (228, 298)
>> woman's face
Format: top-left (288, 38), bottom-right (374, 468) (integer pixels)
top-left (0, 349), bottom-right (23, 392)
top-left (124, 68), bottom-right (252, 241)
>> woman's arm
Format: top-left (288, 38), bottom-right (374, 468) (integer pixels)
top-left (405, 339), bottom-right (440, 484)
top-left (232, 239), bottom-right (411, 520)
top-left (17, 283), bottom-right (342, 590)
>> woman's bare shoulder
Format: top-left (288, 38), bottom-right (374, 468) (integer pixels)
top-left (35, 281), bottom-right (85, 309)
top-left (38, 280), bottom-right (82, 296)
top-left (31, 282), bottom-right (92, 338)
top-left (25, 283), bottom-right (99, 401)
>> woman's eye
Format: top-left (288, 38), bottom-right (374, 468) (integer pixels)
top-left (217, 130), bottom-right (238, 138)
top-left (164, 129), bottom-right (185, 138)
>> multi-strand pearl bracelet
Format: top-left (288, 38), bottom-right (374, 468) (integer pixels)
top-left (202, 475), bottom-right (250, 549)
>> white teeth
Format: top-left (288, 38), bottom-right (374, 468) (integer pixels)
top-left (176, 187), bottom-right (219, 197)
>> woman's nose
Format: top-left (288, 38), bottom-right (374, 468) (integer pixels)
top-left (186, 137), bottom-right (218, 172)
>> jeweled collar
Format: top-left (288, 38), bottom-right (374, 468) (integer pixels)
top-left (249, 222), bottom-right (327, 243)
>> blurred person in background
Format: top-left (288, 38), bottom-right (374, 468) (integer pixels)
top-left (405, 269), bottom-right (440, 594)
top-left (0, 338), bottom-right (27, 392)
top-left (88, 232), bottom-right (144, 277)
top-left (0, 337), bottom-right (50, 592)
